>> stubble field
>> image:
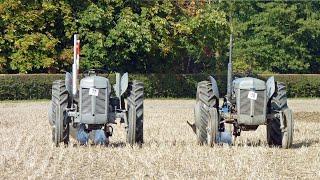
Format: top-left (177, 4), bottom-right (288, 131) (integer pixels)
top-left (0, 99), bottom-right (319, 179)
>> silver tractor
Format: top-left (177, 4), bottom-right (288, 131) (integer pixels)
top-left (189, 35), bottom-right (294, 148)
top-left (49, 34), bottom-right (144, 146)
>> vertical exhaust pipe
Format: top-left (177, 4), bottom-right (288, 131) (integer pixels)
top-left (72, 34), bottom-right (80, 96)
top-left (227, 34), bottom-right (233, 100)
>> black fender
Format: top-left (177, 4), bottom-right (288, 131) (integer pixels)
top-left (266, 76), bottom-right (276, 100)
top-left (209, 76), bottom-right (220, 99)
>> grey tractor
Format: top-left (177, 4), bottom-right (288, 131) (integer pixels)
top-left (189, 35), bottom-right (294, 148)
top-left (48, 34), bottom-right (144, 146)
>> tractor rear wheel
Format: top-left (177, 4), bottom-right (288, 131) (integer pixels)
top-left (51, 80), bottom-right (70, 146)
top-left (195, 81), bottom-right (219, 146)
top-left (126, 81), bottom-right (144, 145)
top-left (267, 82), bottom-right (293, 148)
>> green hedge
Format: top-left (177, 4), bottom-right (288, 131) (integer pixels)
top-left (0, 74), bottom-right (64, 100)
top-left (0, 73), bottom-right (319, 100)
top-left (258, 74), bottom-right (320, 98)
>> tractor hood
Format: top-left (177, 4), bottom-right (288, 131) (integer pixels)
top-left (233, 77), bottom-right (266, 90)
top-left (80, 75), bottom-right (109, 89)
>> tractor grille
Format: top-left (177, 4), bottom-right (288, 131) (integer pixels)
top-left (239, 90), bottom-right (265, 116)
top-left (255, 90), bottom-right (265, 115)
top-left (96, 89), bottom-right (106, 114)
top-left (81, 88), bottom-right (106, 114)
top-left (82, 88), bottom-right (91, 114)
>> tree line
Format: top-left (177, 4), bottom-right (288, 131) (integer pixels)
top-left (0, 0), bottom-right (319, 74)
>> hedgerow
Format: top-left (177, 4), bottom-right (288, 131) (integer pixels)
top-left (0, 74), bottom-right (319, 100)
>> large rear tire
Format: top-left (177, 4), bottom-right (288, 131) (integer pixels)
top-left (126, 81), bottom-right (144, 145)
top-left (267, 82), bottom-right (293, 148)
top-left (195, 81), bottom-right (219, 146)
top-left (51, 80), bottom-right (70, 147)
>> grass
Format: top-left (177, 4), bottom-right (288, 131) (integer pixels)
top-left (0, 99), bottom-right (319, 179)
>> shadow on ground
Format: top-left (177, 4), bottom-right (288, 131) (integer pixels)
top-left (235, 138), bottom-right (319, 149)
top-left (291, 139), bottom-right (320, 148)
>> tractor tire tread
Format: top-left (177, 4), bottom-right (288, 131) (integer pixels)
top-left (196, 81), bottom-right (218, 144)
top-left (127, 81), bottom-right (144, 145)
top-left (51, 80), bottom-right (70, 146)
top-left (267, 81), bottom-right (292, 148)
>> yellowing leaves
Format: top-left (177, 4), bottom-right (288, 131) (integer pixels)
top-left (10, 33), bottom-right (58, 73)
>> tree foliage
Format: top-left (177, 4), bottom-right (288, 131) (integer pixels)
top-left (232, 2), bottom-right (320, 74)
top-left (0, 1), bottom-right (319, 74)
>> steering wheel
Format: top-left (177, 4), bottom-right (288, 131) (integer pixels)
top-left (82, 68), bottom-right (109, 77)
